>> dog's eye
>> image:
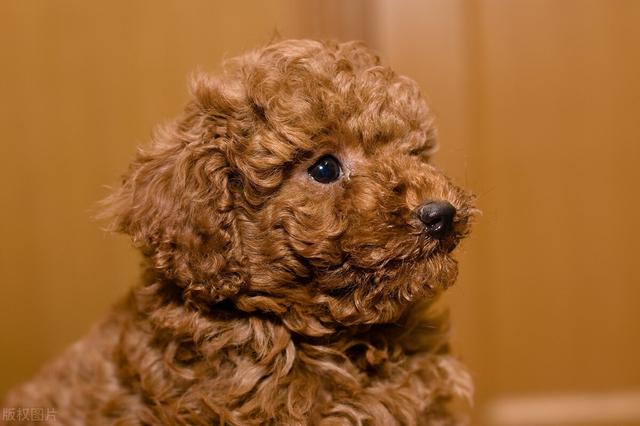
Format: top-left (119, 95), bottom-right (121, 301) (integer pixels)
top-left (307, 155), bottom-right (342, 184)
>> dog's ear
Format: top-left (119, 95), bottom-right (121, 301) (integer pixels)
top-left (101, 74), bottom-right (247, 304)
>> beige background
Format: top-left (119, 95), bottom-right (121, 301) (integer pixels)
top-left (1, 1), bottom-right (639, 424)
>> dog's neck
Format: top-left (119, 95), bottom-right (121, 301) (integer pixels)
top-left (109, 277), bottom-right (466, 423)
top-left (125, 275), bottom-right (451, 365)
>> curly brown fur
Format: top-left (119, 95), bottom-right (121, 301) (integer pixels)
top-left (3, 39), bottom-right (476, 425)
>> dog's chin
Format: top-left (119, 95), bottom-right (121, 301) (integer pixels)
top-left (405, 251), bottom-right (459, 300)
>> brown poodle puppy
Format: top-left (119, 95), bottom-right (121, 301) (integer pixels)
top-left (3, 39), bottom-right (475, 425)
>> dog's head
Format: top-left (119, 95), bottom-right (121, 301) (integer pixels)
top-left (105, 40), bottom-right (475, 335)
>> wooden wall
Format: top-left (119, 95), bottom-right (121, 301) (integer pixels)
top-left (1, 1), bottom-right (639, 424)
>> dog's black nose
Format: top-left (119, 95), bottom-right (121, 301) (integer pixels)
top-left (417, 201), bottom-right (456, 239)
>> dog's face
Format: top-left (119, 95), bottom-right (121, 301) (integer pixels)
top-left (106, 40), bottom-right (475, 334)
top-left (251, 140), bottom-right (474, 328)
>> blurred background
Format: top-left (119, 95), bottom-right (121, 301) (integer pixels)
top-left (1, 1), bottom-right (639, 424)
